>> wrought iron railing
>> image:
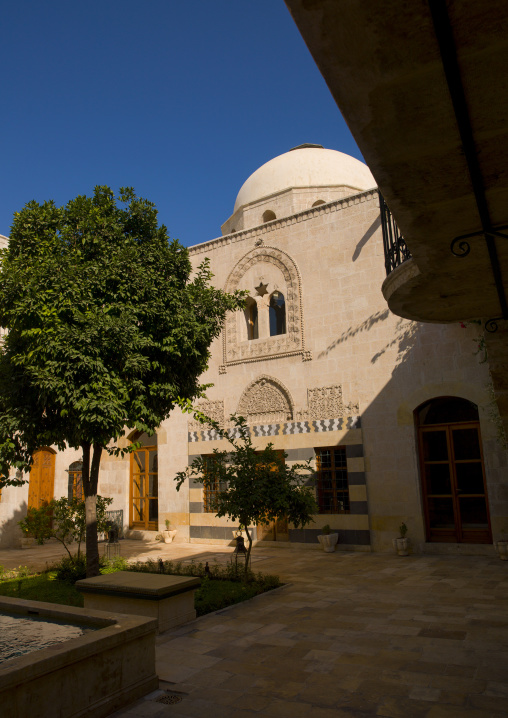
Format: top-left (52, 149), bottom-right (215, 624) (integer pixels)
top-left (379, 193), bottom-right (412, 275)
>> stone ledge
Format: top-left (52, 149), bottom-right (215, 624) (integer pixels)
top-left (76, 571), bottom-right (200, 600)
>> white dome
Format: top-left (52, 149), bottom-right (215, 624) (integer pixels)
top-left (233, 145), bottom-right (375, 212)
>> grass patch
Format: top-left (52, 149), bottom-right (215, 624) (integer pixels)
top-left (0, 557), bottom-right (282, 617)
top-left (0, 572), bottom-right (83, 607)
top-left (195, 575), bottom-right (280, 616)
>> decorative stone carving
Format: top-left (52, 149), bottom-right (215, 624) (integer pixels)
top-left (223, 246), bottom-right (309, 367)
top-left (188, 400), bottom-right (225, 431)
top-left (309, 386), bottom-right (343, 419)
top-left (237, 375), bottom-right (293, 424)
top-left (295, 385), bottom-right (360, 421)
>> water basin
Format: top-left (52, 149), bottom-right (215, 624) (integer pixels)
top-left (0, 611), bottom-right (98, 662)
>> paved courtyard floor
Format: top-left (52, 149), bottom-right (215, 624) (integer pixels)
top-left (2, 540), bottom-right (507, 717)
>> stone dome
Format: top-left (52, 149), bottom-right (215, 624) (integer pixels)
top-left (233, 144), bottom-right (375, 212)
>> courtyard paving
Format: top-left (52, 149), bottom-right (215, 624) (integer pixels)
top-left (2, 540), bottom-right (508, 717)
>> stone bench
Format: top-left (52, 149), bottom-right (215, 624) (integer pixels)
top-left (76, 571), bottom-right (200, 634)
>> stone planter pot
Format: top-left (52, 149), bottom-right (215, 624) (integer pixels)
top-left (20, 536), bottom-right (35, 549)
top-left (317, 533), bottom-right (338, 552)
top-left (496, 540), bottom-right (508, 560)
top-left (394, 537), bottom-right (409, 556)
top-left (162, 530), bottom-right (177, 544)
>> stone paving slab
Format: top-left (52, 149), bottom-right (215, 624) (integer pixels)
top-left (2, 540), bottom-right (507, 716)
top-left (103, 549), bottom-right (508, 718)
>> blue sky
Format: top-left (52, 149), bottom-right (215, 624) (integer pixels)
top-left (1, 1), bottom-right (365, 247)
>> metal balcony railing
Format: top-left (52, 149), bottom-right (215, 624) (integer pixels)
top-left (379, 193), bottom-right (411, 275)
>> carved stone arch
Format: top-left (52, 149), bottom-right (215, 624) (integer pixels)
top-left (223, 246), bottom-right (307, 368)
top-left (237, 375), bottom-right (294, 424)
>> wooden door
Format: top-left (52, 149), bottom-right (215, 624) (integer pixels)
top-left (130, 446), bottom-right (158, 530)
top-left (257, 516), bottom-right (289, 542)
top-left (419, 422), bottom-right (491, 543)
top-left (255, 450), bottom-right (288, 541)
top-left (28, 449), bottom-right (55, 509)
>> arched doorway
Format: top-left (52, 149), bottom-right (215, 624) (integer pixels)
top-left (129, 432), bottom-right (158, 530)
top-left (416, 397), bottom-right (491, 543)
top-left (67, 460), bottom-right (84, 501)
top-left (28, 448), bottom-right (56, 509)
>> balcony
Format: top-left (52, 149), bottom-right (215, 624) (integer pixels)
top-left (379, 194), bottom-right (411, 276)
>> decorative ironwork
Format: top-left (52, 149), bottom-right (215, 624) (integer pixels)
top-left (485, 317), bottom-right (502, 333)
top-left (450, 235), bottom-right (472, 257)
top-left (451, 226), bottom-right (508, 258)
top-left (379, 193), bottom-right (411, 275)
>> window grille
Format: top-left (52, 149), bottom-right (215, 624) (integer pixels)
top-left (315, 447), bottom-right (350, 514)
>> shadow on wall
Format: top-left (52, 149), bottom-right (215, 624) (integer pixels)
top-left (316, 311), bottom-right (505, 551)
top-left (318, 309), bottom-right (389, 358)
top-left (352, 215), bottom-right (381, 262)
top-left (0, 500), bottom-right (28, 549)
top-left (371, 318), bottom-right (418, 365)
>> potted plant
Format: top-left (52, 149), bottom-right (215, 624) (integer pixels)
top-left (317, 524), bottom-right (339, 552)
top-left (162, 519), bottom-right (177, 544)
top-left (394, 522), bottom-right (409, 556)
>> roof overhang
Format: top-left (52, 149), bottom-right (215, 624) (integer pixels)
top-left (284, 0), bottom-right (508, 323)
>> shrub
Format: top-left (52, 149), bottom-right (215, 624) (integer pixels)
top-left (18, 496), bottom-right (113, 561)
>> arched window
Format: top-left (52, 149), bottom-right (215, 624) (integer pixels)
top-left (415, 397), bottom-right (491, 544)
top-left (245, 297), bottom-right (258, 340)
top-left (262, 210), bottom-right (276, 223)
top-left (269, 291), bottom-right (286, 336)
top-left (68, 460), bottom-right (84, 501)
top-left (312, 199), bottom-right (326, 207)
top-left (130, 431), bottom-right (158, 530)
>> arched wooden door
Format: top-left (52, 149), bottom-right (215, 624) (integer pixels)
top-left (416, 397), bottom-right (491, 544)
top-left (28, 449), bottom-right (55, 509)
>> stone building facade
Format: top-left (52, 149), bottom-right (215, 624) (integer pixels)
top-left (1, 145), bottom-right (506, 553)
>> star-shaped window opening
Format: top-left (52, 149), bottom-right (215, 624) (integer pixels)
top-left (255, 282), bottom-right (269, 297)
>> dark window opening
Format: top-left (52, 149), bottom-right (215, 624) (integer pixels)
top-left (246, 298), bottom-right (258, 340)
top-left (269, 291), bottom-right (286, 336)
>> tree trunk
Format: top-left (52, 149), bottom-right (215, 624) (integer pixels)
top-left (242, 521), bottom-right (252, 580)
top-left (82, 442), bottom-right (103, 577)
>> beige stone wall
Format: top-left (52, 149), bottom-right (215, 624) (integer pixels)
top-left (221, 185), bottom-right (366, 235)
top-left (184, 189), bottom-right (507, 553)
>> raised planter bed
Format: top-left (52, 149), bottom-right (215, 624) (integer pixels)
top-left (76, 571), bottom-right (200, 634)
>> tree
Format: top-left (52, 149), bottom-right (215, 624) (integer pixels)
top-left (174, 415), bottom-right (317, 572)
top-left (0, 186), bottom-right (244, 576)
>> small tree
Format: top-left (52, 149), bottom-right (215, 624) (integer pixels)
top-left (175, 415), bottom-right (317, 572)
top-left (18, 496), bottom-right (113, 561)
top-left (0, 186), bottom-right (244, 576)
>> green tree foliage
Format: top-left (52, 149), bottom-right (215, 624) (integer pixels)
top-left (18, 496), bottom-right (113, 561)
top-left (0, 186), bottom-right (244, 576)
top-left (175, 415), bottom-right (317, 573)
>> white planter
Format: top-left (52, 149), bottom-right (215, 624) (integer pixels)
top-left (496, 540), bottom-right (508, 560)
top-left (162, 530), bottom-right (177, 544)
top-left (394, 537), bottom-right (409, 556)
top-left (317, 533), bottom-right (338, 552)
